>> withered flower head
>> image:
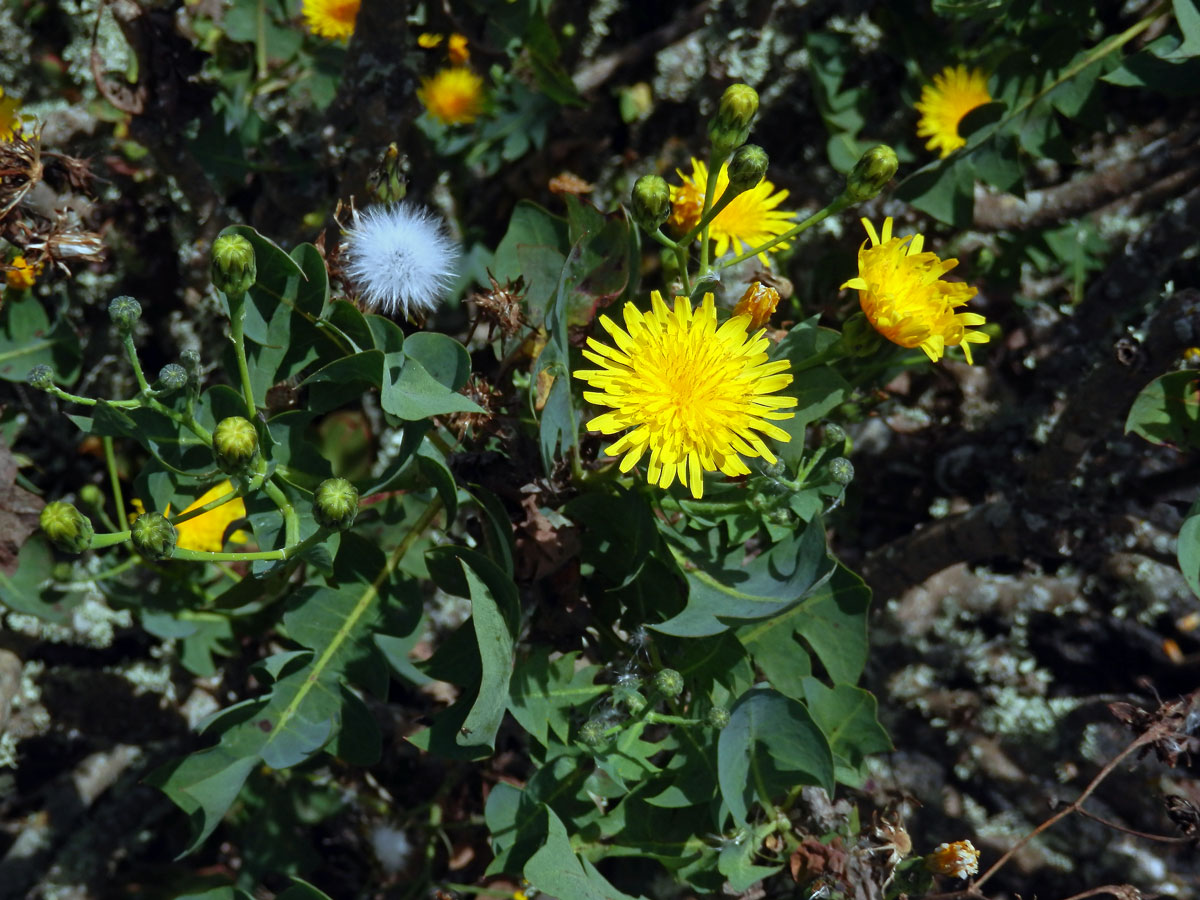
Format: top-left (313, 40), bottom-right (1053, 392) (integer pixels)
top-left (472, 272), bottom-right (526, 339)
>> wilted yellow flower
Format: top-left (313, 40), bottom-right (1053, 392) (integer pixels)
top-left (301, 0), bottom-right (360, 41)
top-left (132, 482), bottom-right (249, 552)
top-left (926, 840), bottom-right (980, 879)
top-left (5, 256), bottom-right (41, 290)
top-left (418, 67), bottom-right (485, 125)
top-left (447, 33), bottom-right (470, 65)
top-left (842, 217), bottom-right (988, 364)
top-left (574, 292), bottom-right (796, 499)
top-left (915, 65), bottom-right (991, 158)
top-left (1, 86), bottom-right (24, 140)
top-left (732, 281), bottom-right (781, 331)
top-left (668, 157), bottom-right (794, 263)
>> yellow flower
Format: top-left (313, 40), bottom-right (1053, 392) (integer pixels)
top-left (132, 482), bottom-right (250, 552)
top-left (301, 0), bottom-right (360, 41)
top-left (1, 86), bottom-right (25, 140)
top-left (5, 256), bottom-right (41, 291)
top-left (447, 33), bottom-right (470, 65)
top-left (417, 33), bottom-right (443, 49)
top-left (732, 281), bottom-right (781, 331)
top-left (574, 292), bottom-right (797, 499)
top-left (915, 65), bottom-right (992, 158)
top-left (418, 67), bottom-right (485, 125)
top-left (926, 840), bottom-right (980, 879)
top-left (841, 217), bottom-right (988, 364)
top-left (668, 158), bottom-right (795, 263)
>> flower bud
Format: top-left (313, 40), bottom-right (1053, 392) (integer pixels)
top-left (822, 423), bottom-right (847, 451)
top-left (578, 718), bottom-right (608, 748)
top-left (839, 311), bottom-right (884, 357)
top-left (709, 83), bottom-right (759, 156)
top-left (79, 484), bottom-right (105, 509)
top-left (653, 668), bottom-right (684, 698)
top-left (706, 706), bottom-right (731, 730)
top-left (613, 682), bottom-right (646, 715)
top-left (844, 145), bottom-right (899, 202)
top-left (131, 512), bottom-right (177, 560)
top-left (732, 281), bottom-right (780, 331)
top-left (211, 234), bottom-right (257, 296)
top-left (157, 363), bottom-right (188, 393)
top-left (725, 144), bottom-right (768, 195)
top-left (313, 477), bottom-right (360, 531)
top-left (828, 457), bottom-right (855, 486)
top-left (27, 364), bottom-right (54, 390)
top-left (213, 416), bottom-right (259, 474)
top-left (108, 296), bottom-right (141, 333)
top-left (180, 348), bottom-right (201, 375)
top-left (630, 174), bottom-right (672, 233)
top-left (40, 501), bottom-right (94, 554)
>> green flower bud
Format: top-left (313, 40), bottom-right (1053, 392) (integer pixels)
top-left (180, 348), bottom-right (201, 375)
top-left (653, 668), bottom-right (684, 698)
top-left (79, 484), bottom-right (105, 509)
top-left (211, 234), bottom-right (257, 296)
top-left (578, 718), bottom-right (608, 748)
top-left (630, 174), bottom-right (672, 233)
top-left (40, 501), bottom-right (94, 553)
top-left (131, 512), bottom-right (177, 560)
top-left (157, 363), bottom-right (188, 393)
top-left (844, 144), bottom-right (899, 202)
top-left (52, 561), bottom-right (75, 581)
top-left (313, 477), bottom-right (360, 531)
top-left (822, 423), bottom-right (847, 451)
top-left (613, 682), bottom-right (646, 715)
top-left (829, 457), bottom-right (855, 486)
top-left (27, 364), bottom-right (54, 390)
top-left (839, 311), bottom-right (884, 357)
top-left (726, 144), bottom-right (768, 195)
top-left (709, 83), bottom-right (759, 156)
top-left (706, 706), bottom-right (731, 730)
top-left (108, 296), bottom-right (141, 333)
top-left (213, 416), bottom-right (259, 474)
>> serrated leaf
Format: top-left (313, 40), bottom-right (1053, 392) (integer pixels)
top-left (508, 649), bottom-right (605, 747)
top-left (717, 688), bottom-right (834, 825)
top-left (524, 805), bottom-right (643, 900)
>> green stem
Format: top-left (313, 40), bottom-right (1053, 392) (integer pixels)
top-left (698, 149), bottom-right (729, 277)
top-left (45, 386), bottom-right (140, 408)
top-left (679, 182), bottom-right (739, 248)
top-left (225, 291), bottom-right (258, 416)
top-left (644, 712), bottom-right (703, 727)
top-left (719, 194), bottom-right (855, 270)
top-left (121, 334), bottom-right (153, 395)
top-left (168, 484), bottom-right (246, 527)
top-left (92, 531), bottom-right (131, 549)
top-left (171, 528), bottom-right (325, 563)
top-left (255, 0), bottom-right (268, 81)
top-left (649, 228), bottom-right (691, 293)
top-left (263, 476), bottom-right (300, 546)
top-left (103, 437), bottom-right (129, 532)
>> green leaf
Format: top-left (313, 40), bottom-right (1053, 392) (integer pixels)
top-left (718, 837), bottom-right (781, 893)
top-left (0, 297), bottom-right (81, 384)
top-left (801, 678), bottom-right (892, 786)
top-left (457, 559), bottom-right (516, 750)
top-left (524, 805), bottom-right (643, 900)
top-left (1125, 370), bottom-right (1200, 447)
top-left (492, 200), bottom-right (568, 287)
top-left (1178, 498), bottom-right (1200, 601)
top-left (0, 537), bottom-right (71, 623)
top-left (717, 688), bottom-right (834, 825)
top-left (275, 879), bottom-right (336, 900)
top-left (147, 745), bottom-right (259, 854)
top-left (737, 562), bottom-right (871, 687)
top-left (380, 333), bottom-right (481, 421)
top-left (299, 351), bottom-right (383, 414)
top-left (653, 519), bottom-right (836, 637)
top-left (1174, 0), bottom-right (1200, 56)
top-left (508, 648), bottom-right (606, 747)
top-left (895, 157), bottom-right (975, 226)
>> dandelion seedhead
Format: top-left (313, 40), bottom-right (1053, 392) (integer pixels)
top-left (342, 202), bottom-right (458, 320)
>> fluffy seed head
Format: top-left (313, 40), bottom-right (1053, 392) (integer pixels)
top-left (342, 202), bottom-right (458, 319)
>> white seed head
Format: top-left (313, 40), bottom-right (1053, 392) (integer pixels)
top-left (342, 201), bottom-right (458, 319)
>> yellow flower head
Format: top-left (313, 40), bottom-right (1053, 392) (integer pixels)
top-left (668, 158), bottom-right (795, 263)
top-left (417, 33), bottom-right (443, 49)
top-left (915, 65), bottom-right (992, 158)
top-left (732, 281), bottom-right (781, 331)
top-left (1, 86), bottom-right (25, 140)
top-left (418, 67), bottom-right (486, 126)
top-left (574, 292), bottom-right (797, 499)
top-left (5, 256), bottom-right (41, 291)
top-left (447, 33), bottom-right (470, 65)
top-left (926, 840), bottom-right (980, 879)
top-left (842, 217), bottom-right (989, 364)
top-left (302, 0), bottom-right (360, 41)
top-left (132, 481), bottom-right (250, 553)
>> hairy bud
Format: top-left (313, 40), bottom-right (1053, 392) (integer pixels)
top-left (313, 477), bottom-right (360, 531)
top-left (630, 174), bottom-right (672, 233)
top-left (579, 718), bottom-right (608, 748)
top-left (108, 296), bottom-right (142, 333)
top-left (213, 416), bottom-right (259, 474)
top-left (131, 512), bottom-right (177, 560)
top-left (157, 363), bottom-right (188, 393)
top-left (211, 234), bottom-right (257, 296)
top-left (709, 83), bottom-right (759, 156)
top-left (653, 668), bottom-right (685, 698)
top-left (706, 706), bottom-right (731, 730)
top-left (40, 501), bottom-right (94, 554)
top-left (845, 145), bottom-right (899, 202)
top-left (79, 484), bottom-right (105, 509)
top-left (27, 364), bottom-right (54, 390)
top-left (828, 457), bottom-right (855, 486)
top-left (726, 144), bottom-right (769, 195)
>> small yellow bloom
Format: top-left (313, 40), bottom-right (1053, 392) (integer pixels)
top-left (5, 256), bottom-right (41, 291)
top-left (447, 33), bottom-right (470, 65)
top-left (301, 0), bottom-right (360, 41)
top-left (842, 217), bottom-right (989, 364)
top-left (132, 482), bottom-right (250, 553)
top-left (668, 158), bottom-right (795, 263)
top-left (926, 840), bottom-right (980, 879)
top-left (574, 292), bottom-right (797, 499)
top-left (1, 86), bottom-right (25, 140)
top-left (915, 65), bottom-right (992, 158)
top-left (417, 33), bottom-right (443, 48)
top-left (418, 67), bottom-right (485, 126)
top-left (732, 282), bottom-right (780, 331)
